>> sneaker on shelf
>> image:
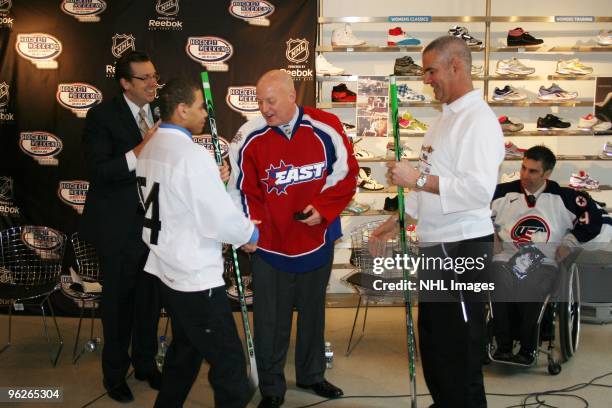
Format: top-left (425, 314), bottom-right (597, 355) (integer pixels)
top-left (448, 26), bottom-right (483, 46)
top-left (358, 167), bottom-right (385, 191)
top-left (569, 170), bottom-right (600, 190)
top-left (537, 83), bottom-right (578, 101)
top-left (397, 84), bottom-right (426, 102)
top-left (492, 85), bottom-right (527, 101)
top-left (331, 83), bottom-right (356, 102)
top-left (597, 29), bottom-right (612, 46)
top-left (601, 141), bottom-right (612, 158)
top-left (505, 141), bottom-right (526, 159)
top-left (578, 113), bottom-right (598, 129)
top-left (393, 56), bottom-right (423, 76)
top-left (387, 27), bottom-right (421, 46)
top-left (342, 199), bottom-right (370, 215)
top-left (354, 148), bottom-right (375, 159)
top-left (384, 195), bottom-right (398, 211)
top-left (406, 118), bottom-right (428, 132)
top-left (498, 116), bottom-right (524, 132)
top-left (316, 54), bottom-right (345, 75)
top-left (386, 141), bottom-right (418, 159)
top-left (331, 23), bottom-right (366, 46)
top-left (537, 114), bottom-right (571, 129)
top-left (495, 57), bottom-right (536, 76)
top-left (507, 27), bottom-right (544, 46)
top-left (593, 121), bottom-right (612, 132)
top-left (471, 64), bottom-right (483, 76)
top-left (501, 171), bottom-right (520, 183)
top-left (556, 58), bottom-right (593, 75)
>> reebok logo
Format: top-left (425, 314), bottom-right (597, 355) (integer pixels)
top-left (0, 112), bottom-right (14, 121)
top-left (280, 68), bottom-right (313, 80)
top-left (148, 19), bottom-right (182, 28)
top-left (0, 16), bottom-right (13, 25)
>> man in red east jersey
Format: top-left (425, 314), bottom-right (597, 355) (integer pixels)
top-left (228, 70), bottom-right (358, 408)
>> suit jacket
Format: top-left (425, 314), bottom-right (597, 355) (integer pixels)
top-left (80, 94), bottom-right (158, 254)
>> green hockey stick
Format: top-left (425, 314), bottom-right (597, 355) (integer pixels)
top-left (390, 75), bottom-right (418, 408)
top-left (201, 71), bottom-right (259, 391)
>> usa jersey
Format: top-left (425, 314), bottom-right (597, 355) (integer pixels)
top-left (228, 106), bottom-right (359, 273)
top-left (491, 179), bottom-right (610, 263)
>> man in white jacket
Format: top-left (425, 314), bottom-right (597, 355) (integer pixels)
top-left (136, 78), bottom-right (259, 408)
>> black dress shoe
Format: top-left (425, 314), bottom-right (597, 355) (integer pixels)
top-left (297, 380), bottom-right (343, 399)
top-left (135, 368), bottom-right (162, 391)
top-left (257, 395), bottom-right (284, 408)
top-left (104, 379), bottom-right (134, 403)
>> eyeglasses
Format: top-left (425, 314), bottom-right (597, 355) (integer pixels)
top-left (131, 73), bottom-right (160, 82)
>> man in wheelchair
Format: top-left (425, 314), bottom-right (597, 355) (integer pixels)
top-left (489, 145), bottom-right (608, 365)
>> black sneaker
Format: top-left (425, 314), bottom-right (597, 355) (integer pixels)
top-left (384, 195), bottom-right (398, 211)
top-left (394, 56), bottom-right (423, 76)
top-left (537, 114), bottom-right (571, 129)
top-left (507, 27), bottom-right (544, 46)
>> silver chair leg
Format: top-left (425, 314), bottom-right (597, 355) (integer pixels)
top-left (72, 299), bottom-right (101, 364)
top-left (40, 295), bottom-right (63, 367)
top-left (346, 295), bottom-right (368, 356)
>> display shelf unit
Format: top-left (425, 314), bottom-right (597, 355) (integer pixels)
top-left (356, 155), bottom-right (610, 163)
top-left (487, 100), bottom-right (593, 107)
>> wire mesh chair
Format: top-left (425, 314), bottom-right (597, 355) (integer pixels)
top-left (342, 220), bottom-right (418, 355)
top-left (63, 232), bottom-right (103, 364)
top-left (0, 225), bottom-right (67, 366)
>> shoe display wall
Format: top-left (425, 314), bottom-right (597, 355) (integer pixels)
top-left (316, 0), bottom-right (612, 293)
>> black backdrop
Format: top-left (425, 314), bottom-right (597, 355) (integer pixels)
top-left (0, 0), bottom-right (316, 235)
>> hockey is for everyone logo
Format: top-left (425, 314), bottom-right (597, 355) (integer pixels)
top-left (19, 131), bottom-right (63, 166)
top-left (58, 180), bottom-right (89, 214)
top-left (15, 33), bottom-right (62, 69)
top-left (56, 83), bottom-right (103, 118)
top-left (111, 34), bottom-right (136, 59)
top-left (226, 86), bottom-right (259, 119)
top-left (61, 0), bottom-right (106, 22)
top-left (261, 160), bottom-right (326, 195)
top-left (21, 226), bottom-right (63, 251)
top-left (186, 36), bottom-right (233, 72)
top-left (228, 0), bottom-right (274, 26)
top-left (192, 135), bottom-right (230, 159)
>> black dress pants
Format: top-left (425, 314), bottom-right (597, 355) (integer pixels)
top-left (418, 235), bottom-right (492, 408)
top-left (99, 225), bottom-right (160, 385)
top-left (252, 254), bottom-right (332, 398)
top-left (154, 284), bottom-right (250, 408)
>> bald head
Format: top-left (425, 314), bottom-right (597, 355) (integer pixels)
top-left (256, 69), bottom-right (297, 126)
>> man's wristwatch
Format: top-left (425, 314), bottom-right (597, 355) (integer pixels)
top-left (415, 172), bottom-right (428, 189)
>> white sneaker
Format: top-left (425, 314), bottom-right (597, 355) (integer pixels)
top-left (597, 29), bottom-right (612, 46)
top-left (358, 168), bottom-right (384, 191)
top-left (316, 54), bottom-right (344, 75)
top-left (471, 65), bottom-right (483, 76)
top-left (495, 58), bottom-right (535, 76)
top-left (354, 148), bottom-right (375, 159)
top-left (593, 121), bottom-right (612, 132)
top-left (331, 23), bottom-right (366, 46)
top-left (501, 172), bottom-right (520, 183)
top-left (569, 171), bottom-right (600, 190)
top-left (386, 141), bottom-right (418, 159)
top-left (556, 58), bottom-right (593, 75)
top-left (578, 113), bottom-right (598, 129)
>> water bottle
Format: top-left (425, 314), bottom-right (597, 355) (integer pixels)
top-left (155, 335), bottom-right (168, 371)
top-left (324, 341), bottom-right (334, 369)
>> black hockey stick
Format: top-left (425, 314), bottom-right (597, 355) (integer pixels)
top-left (201, 72), bottom-right (259, 391)
top-left (390, 75), bottom-right (418, 408)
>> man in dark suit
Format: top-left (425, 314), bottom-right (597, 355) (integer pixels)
top-left (80, 51), bottom-right (162, 403)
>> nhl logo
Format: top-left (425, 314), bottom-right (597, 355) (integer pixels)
top-left (156, 0), bottom-right (179, 16)
top-left (112, 34), bottom-right (135, 59)
top-left (0, 0), bottom-right (11, 13)
top-left (0, 82), bottom-right (8, 108)
top-left (286, 38), bottom-right (309, 64)
top-left (0, 176), bottom-right (13, 201)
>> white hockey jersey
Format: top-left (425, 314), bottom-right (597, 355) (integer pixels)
top-left (491, 179), bottom-right (610, 264)
top-left (136, 125), bottom-right (255, 292)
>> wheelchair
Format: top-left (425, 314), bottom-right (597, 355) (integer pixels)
top-left (486, 254), bottom-right (580, 375)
